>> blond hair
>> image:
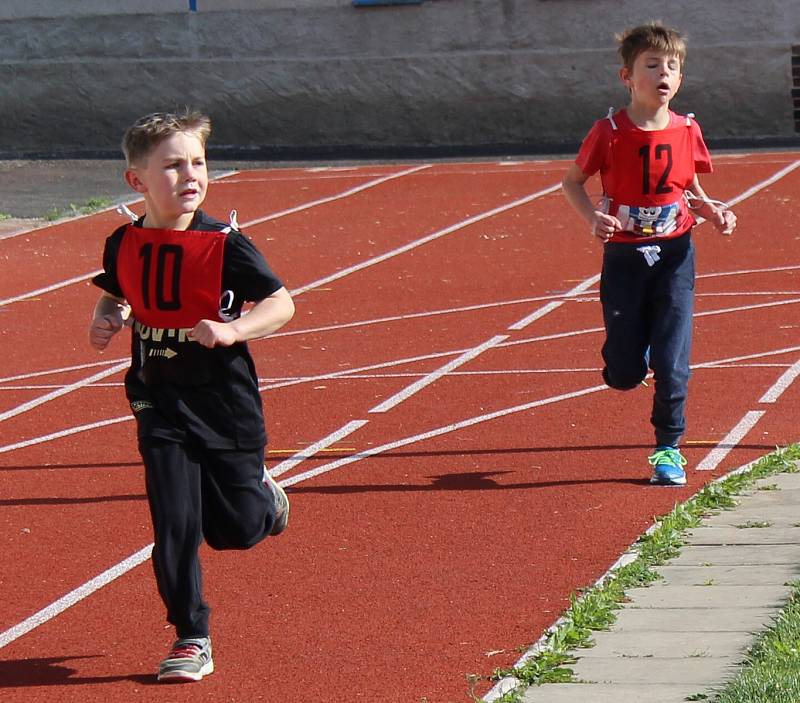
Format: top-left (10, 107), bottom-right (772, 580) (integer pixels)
top-left (617, 22), bottom-right (687, 72)
top-left (122, 109), bottom-right (211, 166)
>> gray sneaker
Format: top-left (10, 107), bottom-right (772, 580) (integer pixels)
top-left (263, 466), bottom-right (290, 536)
top-left (158, 637), bottom-right (214, 682)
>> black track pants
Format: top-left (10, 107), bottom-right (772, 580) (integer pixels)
top-left (139, 438), bottom-right (277, 638)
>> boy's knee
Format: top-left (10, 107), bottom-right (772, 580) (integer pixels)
top-left (602, 366), bottom-right (645, 391)
top-left (204, 515), bottom-right (268, 551)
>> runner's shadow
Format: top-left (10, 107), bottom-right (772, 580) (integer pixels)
top-left (0, 494), bottom-right (146, 507)
top-left (288, 471), bottom-right (650, 494)
top-left (0, 462), bottom-right (140, 472)
top-left (0, 655), bottom-right (156, 687)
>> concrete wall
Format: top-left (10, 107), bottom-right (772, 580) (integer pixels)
top-left (1, 0), bottom-right (798, 158)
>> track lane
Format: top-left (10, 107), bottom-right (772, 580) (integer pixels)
top-left (1, 154), bottom-right (799, 702)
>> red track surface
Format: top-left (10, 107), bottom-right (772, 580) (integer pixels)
top-left (2, 154), bottom-right (800, 702)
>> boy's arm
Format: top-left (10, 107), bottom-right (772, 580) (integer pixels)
top-left (189, 286), bottom-right (295, 349)
top-left (561, 163), bottom-right (621, 241)
top-left (686, 176), bottom-right (737, 235)
top-left (89, 292), bottom-right (128, 351)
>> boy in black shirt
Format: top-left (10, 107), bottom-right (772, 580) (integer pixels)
top-left (89, 110), bottom-right (295, 682)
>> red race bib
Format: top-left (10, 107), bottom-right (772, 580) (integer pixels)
top-left (116, 225), bottom-right (226, 328)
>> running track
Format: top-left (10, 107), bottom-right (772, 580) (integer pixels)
top-left (1, 153), bottom-right (799, 702)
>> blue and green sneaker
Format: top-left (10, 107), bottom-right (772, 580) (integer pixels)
top-left (648, 446), bottom-right (687, 486)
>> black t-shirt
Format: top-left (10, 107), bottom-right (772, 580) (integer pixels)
top-left (92, 210), bottom-right (284, 449)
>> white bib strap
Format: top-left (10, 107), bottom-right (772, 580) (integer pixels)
top-left (218, 289), bottom-right (236, 321)
top-left (684, 192), bottom-right (729, 211)
top-left (220, 209), bottom-right (239, 234)
top-left (116, 203), bottom-right (138, 223)
top-left (606, 107), bottom-right (618, 130)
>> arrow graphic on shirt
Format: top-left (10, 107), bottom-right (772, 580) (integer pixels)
top-left (148, 348), bottom-right (178, 359)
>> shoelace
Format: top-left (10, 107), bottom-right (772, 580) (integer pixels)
top-left (648, 448), bottom-right (687, 467)
top-left (167, 643), bottom-right (203, 660)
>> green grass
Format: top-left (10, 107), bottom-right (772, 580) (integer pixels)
top-left (708, 580), bottom-right (800, 702)
top-left (0, 212), bottom-right (11, 221)
top-left (44, 197), bottom-right (112, 221)
top-left (472, 444), bottom-right (800, 703)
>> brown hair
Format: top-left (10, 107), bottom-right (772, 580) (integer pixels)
top-left (617, 22), bottom-right (686, 72)
top-left (122, 109), bottom-right (211, 166)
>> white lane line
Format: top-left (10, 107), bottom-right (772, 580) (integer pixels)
top-left (9, 338), bottom-right (786, 454)
top-left (261, 299), bottom-right (800, 395)
top-left (693, 345), bottom-right (800, 370)
top-left (2, 338), bottom-right (798, 646)
top-left (696, 264), bottom-right (800, 280)
top-left (270, 293), bottom-right (589, 340)
top-left (0, 361), bottom-right (129, 423)
top-left (0, 270), bottom-right (102, 308)
top-left (270, 420), bottom-right (369, 477)
top-left (282, 383), bottom-right (610, 488)
top-left (369, 335), bottom-right (509, 413)
top-left (0, 358), bottom-right (127, 385)
top-left (0, 415), bottom-right (131, 454)
top-left (268, 367), bottom-right (602, 382)
top-left (759, 357), bottom-right (800, 403)
top-left (0, 544), bottom-right (153, 650)
top-left (289, 183), bottom-right (563, 296)
top-left (695, 410), bottom-right (766, 471)
top-left (695, 297), bottom-right (800, 318)
top-left (267, 280), bottom-right (795, 343)
top-left (693, 159), bottom-right (800, 226)
top-left (508, 275), bottom-right (601, 331)
top-left (1, 166), bottom-right (427, 306)
top-left (1, 384), bottom-right (123, 391)
top-left (699, 290), bottom-right (800, 297)
top-left (240, 164), bottom-right (431, 228)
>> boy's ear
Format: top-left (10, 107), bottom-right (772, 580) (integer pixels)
top-left (619, 66), bottom-right (631, 88)
top-left (124, 168), bottom-right (147, 193)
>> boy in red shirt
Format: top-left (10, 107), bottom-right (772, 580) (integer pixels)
top-left (89, 110), bottom-right (295, 681)
top-left (562, 22), bottom-right (736, 485)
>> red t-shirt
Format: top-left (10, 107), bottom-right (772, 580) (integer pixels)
top-left (576, 109), bottom-right (713, 243)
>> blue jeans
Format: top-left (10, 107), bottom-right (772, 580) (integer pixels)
top-left (600, 232), bottom-right (695, 447)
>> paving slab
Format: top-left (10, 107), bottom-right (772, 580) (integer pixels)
top-left (623, 583), bottom-right (789, 609)
top-left (658, 563), bottom-right (800, 585)
top-left (579, 629), bottom-right (751, 659)
top-left (569, 655), bottom-right (740, 684)
top-left (612, 606), bottom-right (778, 632)
top-left (666, 543), bottom-right (800, 566)
top-left (521, 683), bottom-right (714, 703)
top-left (700, 503), bottom-right (800, 526)
top-left (686, 526), bottom-right (800, 545)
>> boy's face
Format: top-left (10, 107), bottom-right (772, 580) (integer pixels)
top-left (620, 50), bottom-right (683, 108)
top-left (125, 130), bottom-right (208, 228)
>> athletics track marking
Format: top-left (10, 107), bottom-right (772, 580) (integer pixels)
top-left (1, 293), bottom-right (799, 427)
top-left (0, 164), bottom-right (430, 306)
top-left (1, 157), bottom-right (799, 654)
top-left (1, 342), bottom-right (799, 652)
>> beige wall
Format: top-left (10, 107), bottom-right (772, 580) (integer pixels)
top-left (2, 0), bottom-right (798, 157)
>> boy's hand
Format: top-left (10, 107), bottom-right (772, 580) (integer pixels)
top-left (591, 211), bottom-right (622, 242)
top-left (89, 314), bottom-right (123, 351)
top-left (189, 319), bottom-right (237, 348)
top-left (712, 209), bottom-right (737, 236)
